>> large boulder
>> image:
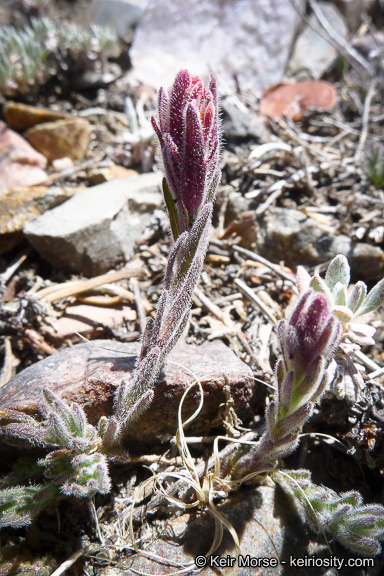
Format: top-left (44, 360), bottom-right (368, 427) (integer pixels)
top-left (131, 0), bottom-right (305, 93)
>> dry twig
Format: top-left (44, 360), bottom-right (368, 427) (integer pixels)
top-left (232, 245), bottom-right (295, 285)
top-left (234, 278), bottom-right (278, 326)
top-left (34, 260), bottom-right (143, 303)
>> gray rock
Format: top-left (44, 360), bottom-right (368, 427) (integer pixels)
top-left (102, 482), bottom-right (362, 576)
top-left (287, 2), bottom-right (348, 79)
top-left (257, 207), bottom-right (339, 266)
top-left (347, 242), bottom-right (384, 280)
top-left (80, 0), bottom-right (146, 39)
top-left (221, 98), bottom-right (270, 142)
top-left (131, 0), bottom-right (305, 93)
top-left (24, 173), bottom-right (163, 275)
top-left (227, 190), bottom-right (256, 221)
top-left (257, 207), bottom-right (384, 279)
top-left (125, 485), bottom-right (290, 576)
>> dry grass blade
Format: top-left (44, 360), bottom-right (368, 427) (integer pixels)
top-left (194, 286), bottom-right (232, 326)
top-left (0, 250), bottom-right (30, 284)
top-left (232, 245), bottom-right (295, 284)
top-left (125, 547), bottom-right (195, 576)
top-left (50, 548), bottom-right (85, 576)
top-left (175, 381), bottom-right (205, 486)
top-left (24, 328), bottom-right (58, 355)
top-left (175, 376), bottom-right (242, 560)
top-left (38, 154), bottom-right (106, 186)
top-left (299, 432), bottom-right (347, 450)
top-left (0, 337), bottom-right (20, 387)
top-left (131, 277), bottom-right (147, 333)
top-left (368, 366), bottom-right (384, 381)
top-left (355, 349), bottom-right (382, 373)
top-left (210, 432), bottom-right (273, 488)
top-left (120, 363), bottom-right (255, 570)
top-left (234, 278), bottom-right (278, 325)
top-left (290, 0), bottom-right (369, 76)
top-left (34, 260), bottom-right (143, 303)
top-left (354, 80), bottom-right (377, 163)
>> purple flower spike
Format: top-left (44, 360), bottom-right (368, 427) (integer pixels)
top-left (287, 291), bottom-right (341, 375)
top-left (152, 70), bottom-right (221, 238)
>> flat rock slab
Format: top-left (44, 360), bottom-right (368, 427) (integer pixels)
top-left (127, 486), bottom-right (287, 576)
top-left (23, 172), bottom-right (163, 275)
top-left (0, 340), bottom-right (255, 443)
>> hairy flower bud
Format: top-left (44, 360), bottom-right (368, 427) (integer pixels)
top-left (282, 291), bottom-right (341, 379)
top-left (296, 256), bottom-right (384, 402)
top-left (152, 69), bottom-right (220, 238)
top-left (230, 290), bottom-right (342, 481)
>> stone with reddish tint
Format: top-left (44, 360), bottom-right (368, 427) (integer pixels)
top-left (259, 81), bottom-right (337, 120)
top-left (0, 121), bottom-right (47, 194)
top-left (0, 340), bottom-right (255, 443)
top-left (1, 187), bottom-right (67, 235)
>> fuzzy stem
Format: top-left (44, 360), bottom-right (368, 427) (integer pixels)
top-left (229, 291), bottom-right (341, 480)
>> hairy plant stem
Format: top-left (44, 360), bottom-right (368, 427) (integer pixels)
top-left (103, 203), bottom-right (214, 444)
